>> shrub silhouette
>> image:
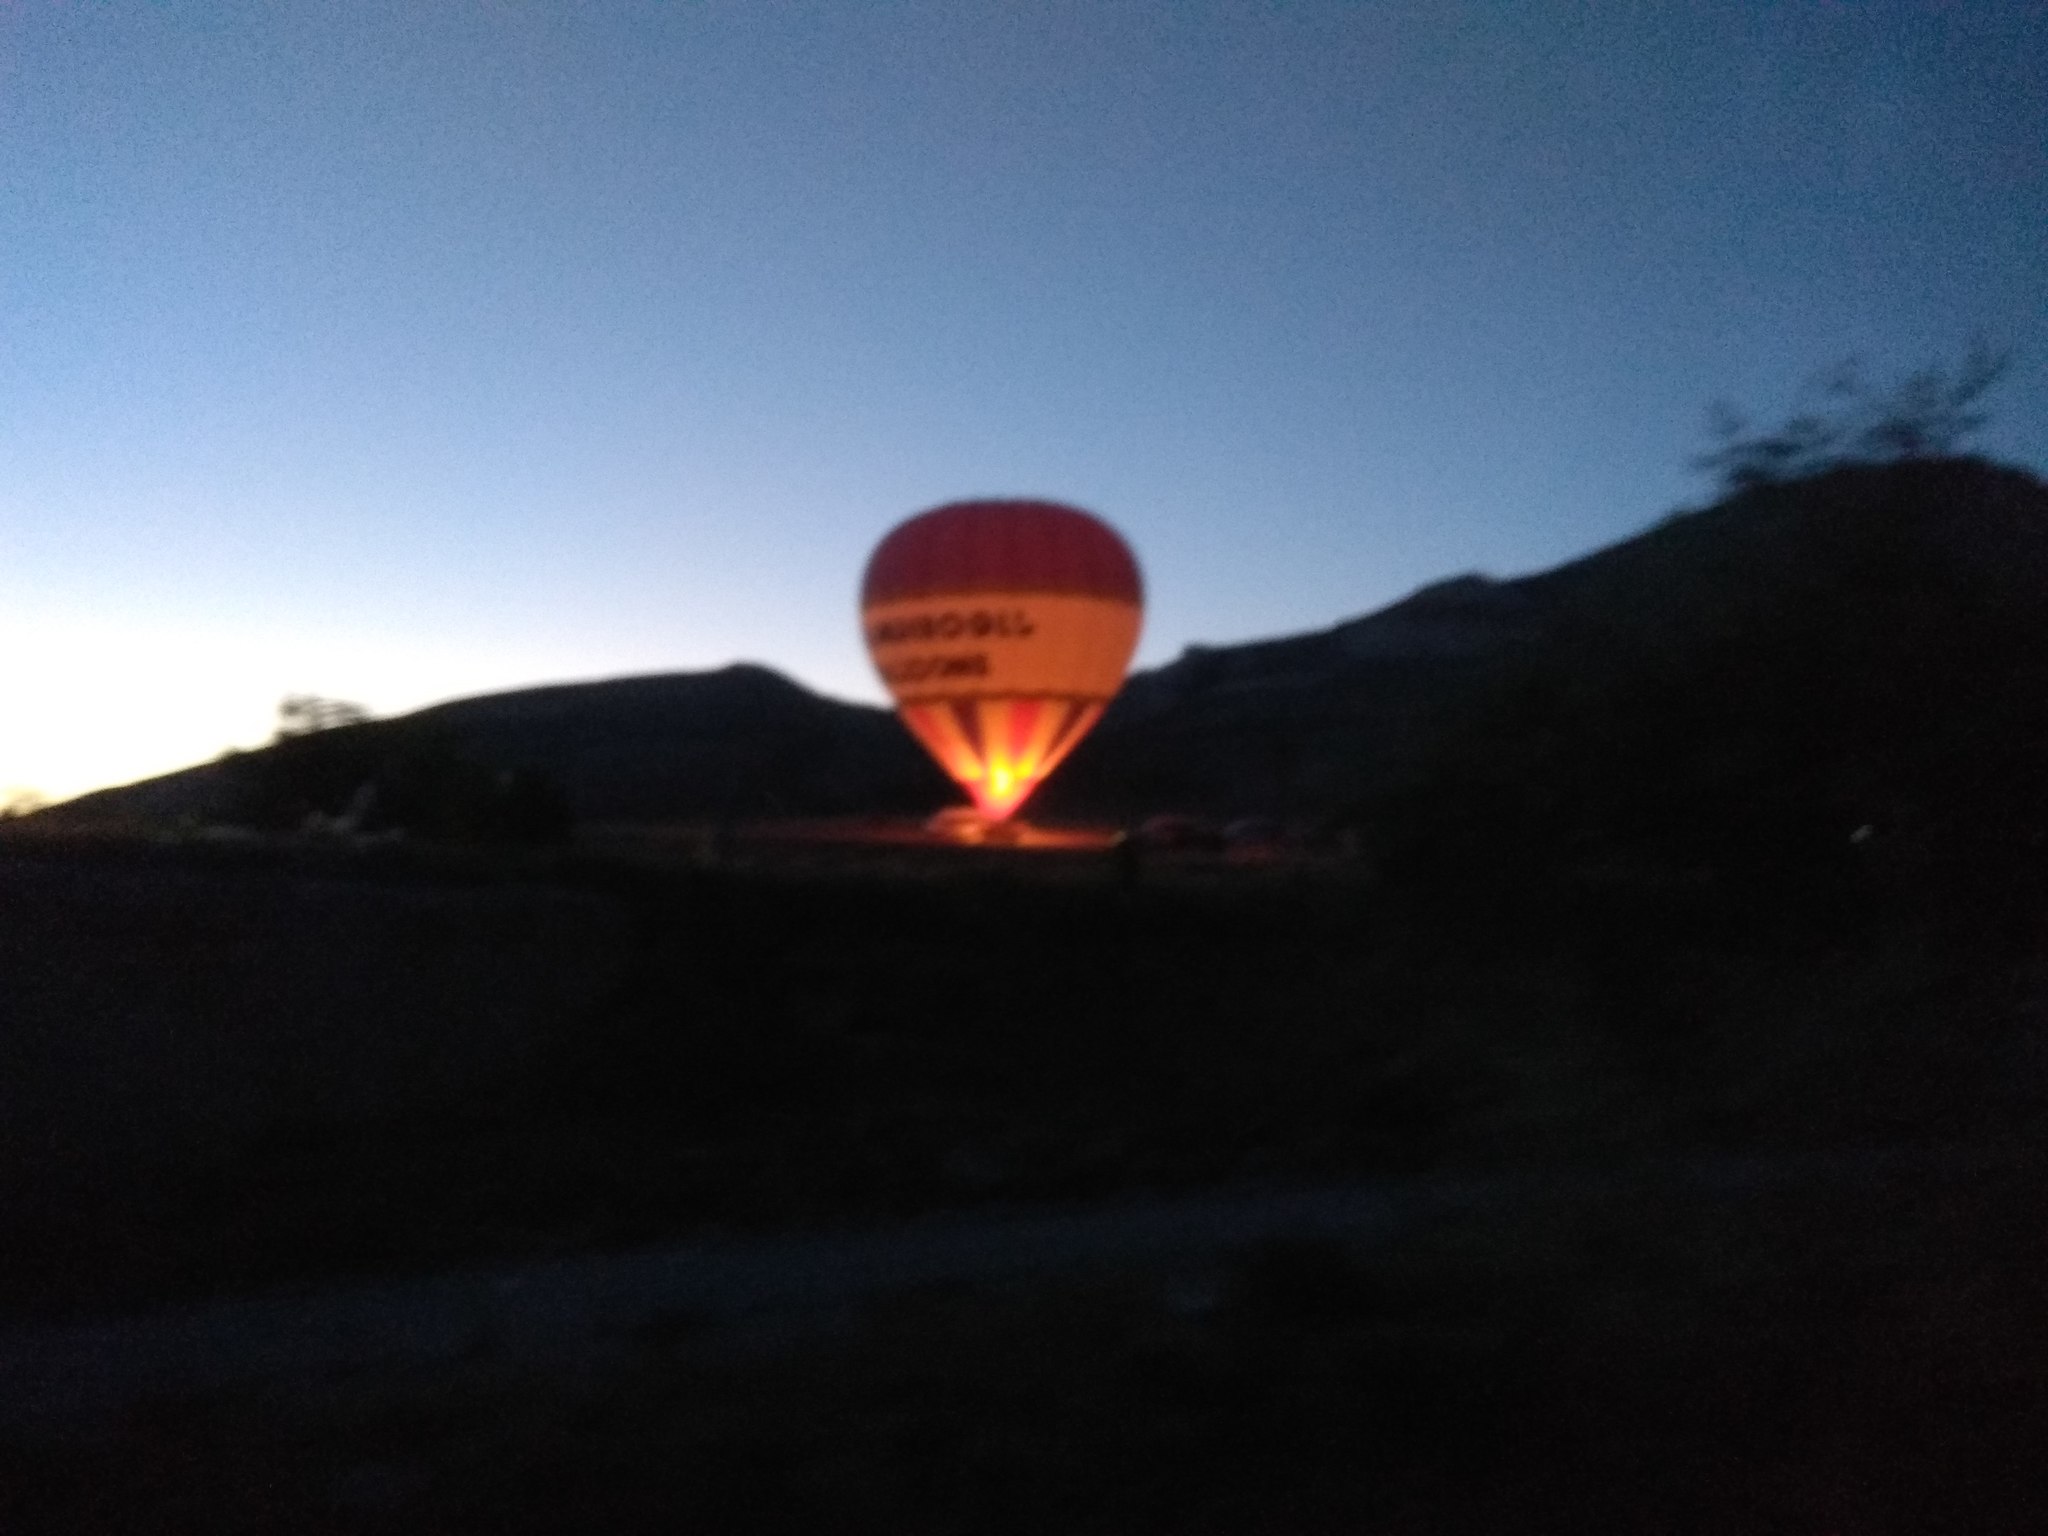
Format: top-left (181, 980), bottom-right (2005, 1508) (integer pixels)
top-left (231, 719), bottom-right (572, 843)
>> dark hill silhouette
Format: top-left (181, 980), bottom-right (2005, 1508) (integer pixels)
top-left (1341, 457), bottom-right (2048, 907)
top-left (44, 664), bottom-right (952, 832)
top-left (39, 457), bottom-right (2048, 840)
top-left (1040, 571), bottom-right (1553, 818)
top-left (403, 664), bottom-right (950, 821)
top-left (1051, 456), bottom-right (2048, 826)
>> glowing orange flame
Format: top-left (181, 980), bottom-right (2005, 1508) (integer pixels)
top-left (899, 696), bottom-right (1105, 822)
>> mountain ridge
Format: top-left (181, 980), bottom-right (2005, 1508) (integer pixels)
top-left (36, 456), bottom-right (2048, 833)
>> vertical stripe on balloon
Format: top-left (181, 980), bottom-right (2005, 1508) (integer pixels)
top-left (1013, 699), bottom-right (1068, 780)
top-left (904, 703), bottom-right (984, 783)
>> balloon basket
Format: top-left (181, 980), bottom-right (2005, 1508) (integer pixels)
top-left (924, 806), bottom-right (1019, 845)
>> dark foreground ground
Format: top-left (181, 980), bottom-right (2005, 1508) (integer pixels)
top-left (1, 827), bottom-right (2043, 1530)
top-left (6, 1159), bottom-right (2043, 1533)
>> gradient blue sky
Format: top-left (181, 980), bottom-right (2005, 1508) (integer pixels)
top-left (5, 1), bottom-right (2044, 801)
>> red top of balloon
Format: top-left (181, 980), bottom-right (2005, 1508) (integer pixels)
top-left (861, 499), bottom-right (1144, 607)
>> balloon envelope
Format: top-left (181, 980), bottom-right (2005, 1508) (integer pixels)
top-left (861, 499), bottom-right (1144, 820)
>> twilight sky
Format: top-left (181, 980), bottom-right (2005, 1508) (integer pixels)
top-left (4, 1), bottom-right (2044, 802)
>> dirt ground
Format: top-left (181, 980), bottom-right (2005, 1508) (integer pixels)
top-left (2, 830), bottom-right (2043, 1530)
top-left (5, 1158), bottom-right (2043, 1533)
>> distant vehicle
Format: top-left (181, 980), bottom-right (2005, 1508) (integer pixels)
top-left (861, 499), bottom-right (1144, 823)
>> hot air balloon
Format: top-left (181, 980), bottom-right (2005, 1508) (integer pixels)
top-left (861, 499), bottom-right (1143, 822)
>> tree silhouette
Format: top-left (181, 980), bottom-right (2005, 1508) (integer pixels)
top-left (1, 789), bottom-right (48, 819)
top-left (272, 694), bottom-right (372, 741)
top-left (1694, 339), bottom-right (2011, 494)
